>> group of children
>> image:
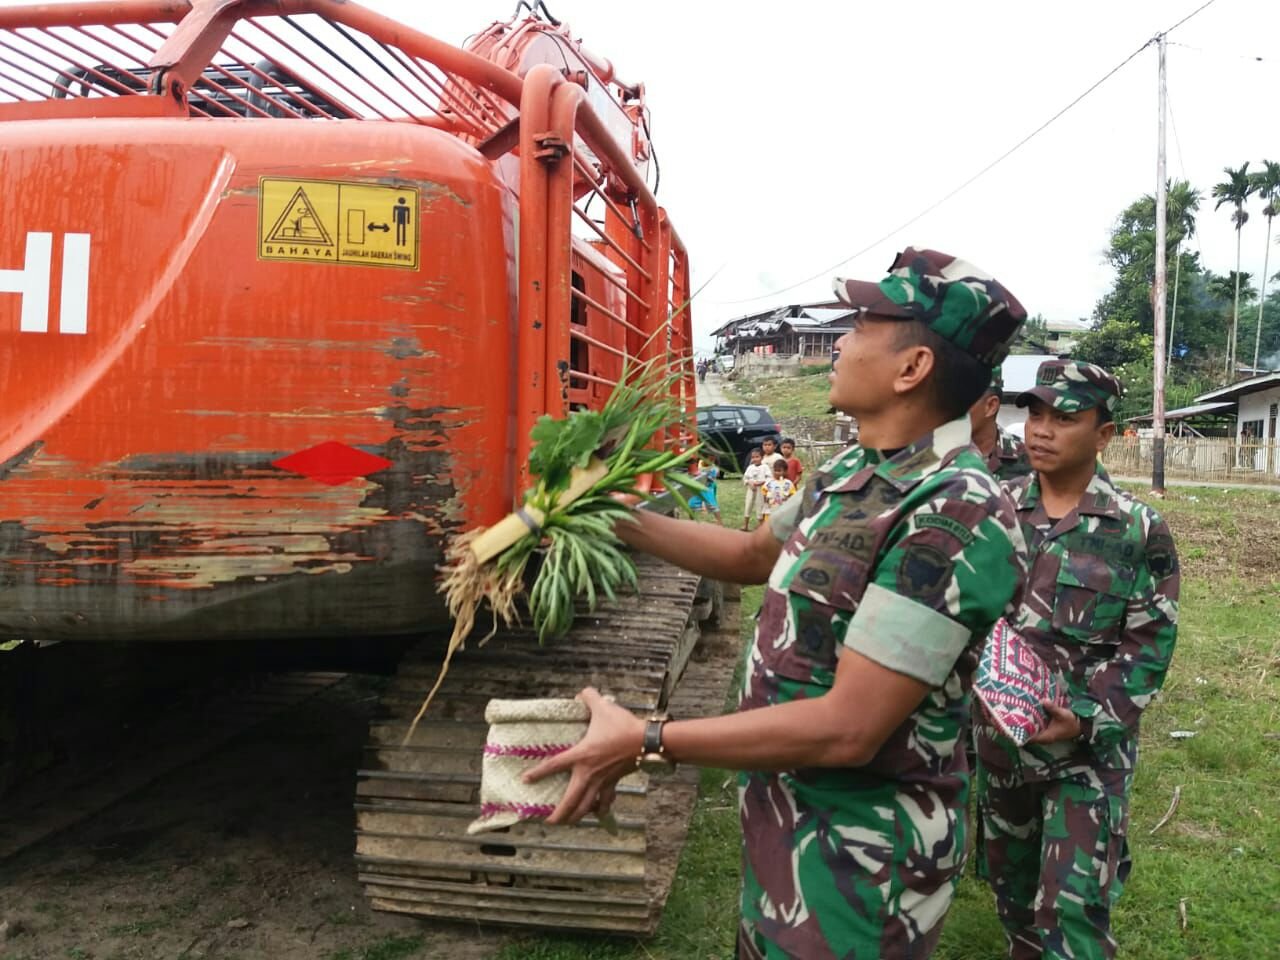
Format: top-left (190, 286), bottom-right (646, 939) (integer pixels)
top-left (741, 436), bottom-right (801, 530)
top-left (686, 436), bottom-right (802, 529)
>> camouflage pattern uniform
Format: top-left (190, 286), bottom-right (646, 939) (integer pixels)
top-left (967, 366), bottom-right (1031, 794)
top-left (735, 248), bottom-right (1029, 959)
top-left (976, 361), bottom-right (1180, 960)
top-left (981, 367), bottom-right (1031, 483)
top-left (988, 425), bottom-right (1032, 483)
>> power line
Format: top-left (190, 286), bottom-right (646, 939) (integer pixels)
top-left (1168, 40), bottom-right (1272, 67)
top-left (711, 0), bottom-right (1222, 308)
top-left (1160, 0), bottom-right (1220, 38)
top-left (709, 40), bottom-right (1154, 306)
top-left (1165, 87), bottom-right (1204, 264)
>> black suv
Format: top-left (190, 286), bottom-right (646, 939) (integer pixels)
top-left (695, 404), bottom-right (780, 473)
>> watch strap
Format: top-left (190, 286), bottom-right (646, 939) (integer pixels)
top-left (642, 715), bottom-right (668, 756)
top-left (637, 713), bottom-right (673, 770)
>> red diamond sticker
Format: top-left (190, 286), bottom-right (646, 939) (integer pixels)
top-left (272, 441), bottom-right (393, 486)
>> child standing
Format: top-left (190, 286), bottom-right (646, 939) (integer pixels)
top-left (760, 436), bottom-right (783, 473)
top-left (741, 448), bottom-right (769, 530)
top-left (780, 437), bottom-right (803, 486)
top-left (762, 458), bottom-right (797, 523)
top-left (689, 454), bottom-right (723, 524)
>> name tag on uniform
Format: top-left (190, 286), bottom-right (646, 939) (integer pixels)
top-left (1062, 531), bottom-right (1139, 569)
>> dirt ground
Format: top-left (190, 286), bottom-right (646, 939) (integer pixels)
top-left (1156, 488), bottom-right (1280, 582)
top-left (0, 676), bottom-right (512, 960)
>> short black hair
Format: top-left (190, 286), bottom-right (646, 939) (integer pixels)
top-left (749, 447), bottom-right (763, 456)
top-left (1096, 406), bottom-right (1114, 426)
top-left (886, 319), bottom-right (991, 421)
top-left (781, 437), bottom-right (795, 446)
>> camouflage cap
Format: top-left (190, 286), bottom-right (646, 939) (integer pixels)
top-left (832, 247), bottom-right (1028, 366)
top-left (1016, 360), bottom-right (1123, 414)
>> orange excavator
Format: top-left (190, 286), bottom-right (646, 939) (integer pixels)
top-left (0, 0), bottom-right (726, 934)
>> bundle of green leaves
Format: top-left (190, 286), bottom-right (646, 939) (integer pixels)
top-left (404, 358), bottom-right (702, 742)
top-left (513, 363), bottom-right (706, 638)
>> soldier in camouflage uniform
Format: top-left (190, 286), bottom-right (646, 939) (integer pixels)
top-left (976, 360), bottom-right (1180, 960)
top-left (969, 365), bottom-right (1032, 482)
top-left (528, 248), bottom-right (1029, 958)
top-left (965, 365), bottom-right (1031, 845)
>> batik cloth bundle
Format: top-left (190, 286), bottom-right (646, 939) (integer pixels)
top-left (467, 697), bottom-right (589, 835)
top-left (974, 618), bottom-right (1068, 746)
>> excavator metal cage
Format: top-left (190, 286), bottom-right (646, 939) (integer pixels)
top-left (0, 0), bottom-right (696, 483)
top-left (0, 0), bottom-right (510, 137)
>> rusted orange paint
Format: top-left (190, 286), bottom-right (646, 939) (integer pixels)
top-left (0, 0), bottom-right (694, 643)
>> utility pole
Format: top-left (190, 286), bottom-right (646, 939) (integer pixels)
top-left (1151, 33), bottom-right (1168, 495)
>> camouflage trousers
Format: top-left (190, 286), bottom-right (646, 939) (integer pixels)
top-left (977, 761), bottom-right (1132, 960)
top-left (736, 772), bottom-right (962, 959)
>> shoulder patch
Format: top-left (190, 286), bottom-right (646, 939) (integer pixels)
top-left (915, 512), bottom-right (977, 546)
top-left (896, 543), bottom-right (954, 604)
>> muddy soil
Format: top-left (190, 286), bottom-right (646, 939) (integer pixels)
top-left (0, 676), bottom-right (510, 960)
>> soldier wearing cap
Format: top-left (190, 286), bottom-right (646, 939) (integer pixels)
top-left (976, 359), bottom-right (1180, 960)
top-left (969, 366), bottom-right (1032, 482)
top-left (527, 248), bottom-right (1028, 958)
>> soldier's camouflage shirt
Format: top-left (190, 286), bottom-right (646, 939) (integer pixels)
top-left (976, 465), bottom-right (1180, 780)
top-left (737, 417), bottom-right (1025, 959)
top-left (987, 424), bottom-right (1032, 483)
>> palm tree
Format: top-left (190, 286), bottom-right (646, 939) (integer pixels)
top-left (1164, 180), bottom-right (1201, 373)
top-left (1250, 161), bottom-right (1280, 370)
top-left (1212, 163), bottom-right (1255, 376)
top-left (1206, 271), bottom-right (1256, 364)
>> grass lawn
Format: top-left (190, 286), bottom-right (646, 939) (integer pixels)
top-left (500, 385), bottom-right (1280, 959)
top-left (723, 366), bottom-right (832, 420)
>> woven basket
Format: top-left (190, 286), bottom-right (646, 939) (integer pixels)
top-left (467, 697), bottom-right (590, 835)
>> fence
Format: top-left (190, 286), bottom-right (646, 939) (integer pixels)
top-left (730, 353), bottom-right (830, 380)
top-left (1102, 437), bottom-right (1280, 484)
top-left (787, 438), bottom-right (840, 464)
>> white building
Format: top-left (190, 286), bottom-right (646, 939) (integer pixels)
top-left (1194, 373), bottom-right (1280, 476)
top-left (1044, 319), bottom-right (1090, 355)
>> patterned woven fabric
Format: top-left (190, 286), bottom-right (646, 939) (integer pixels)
top-left (975, 618), bottom-right (1067, 746)
top-left (467, 698), bottom-right (589, 835)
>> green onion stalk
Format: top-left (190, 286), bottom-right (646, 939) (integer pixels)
top-left (403, 355), bottom-right (703, 743)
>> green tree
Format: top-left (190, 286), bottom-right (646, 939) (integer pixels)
top-left (1073, 319), bottom-right (1153, 371)
top-left (1163, 181), bottom-right (1202, 373)
top-left (1164, 268), bottom-right (1228, 370)
top-left (1212, 163), bottom-right (1256, 374)
top-left (1100, 182), bottom-right (1202, 345)
top-left (1207, 271), bottom-right (1258, 367)
top-left (1248, 160), bottom-right (1280, 370)
top-left (1107, 180), bottom-right (1200, 285)
top-left (1258, 288), bottom-right (1280, 369)
top-left (1072, 320), bottom-right (1157, 421)
top-left (1016, 312), bottom-right (1049, 353)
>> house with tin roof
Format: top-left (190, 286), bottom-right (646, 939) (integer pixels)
top-left (711, 301), bottom-right (856, 361)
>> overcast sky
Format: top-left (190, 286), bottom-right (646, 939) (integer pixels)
top-left (9, 0), bottom-right (1276, 349)
top-left (370, 0), bottom-right (1278, 348)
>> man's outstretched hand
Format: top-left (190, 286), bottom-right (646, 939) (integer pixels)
top-left (523, 687), bottom-right (646, 825)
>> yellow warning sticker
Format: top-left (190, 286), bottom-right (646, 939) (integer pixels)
top-left (257, 177), bottom-right (419, 269)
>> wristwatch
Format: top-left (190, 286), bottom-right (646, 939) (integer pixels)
top-left (636, 713), bottom-right (676, 774)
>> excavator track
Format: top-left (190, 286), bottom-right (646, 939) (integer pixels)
top-left (354, 554), bottom-right (740, 934)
